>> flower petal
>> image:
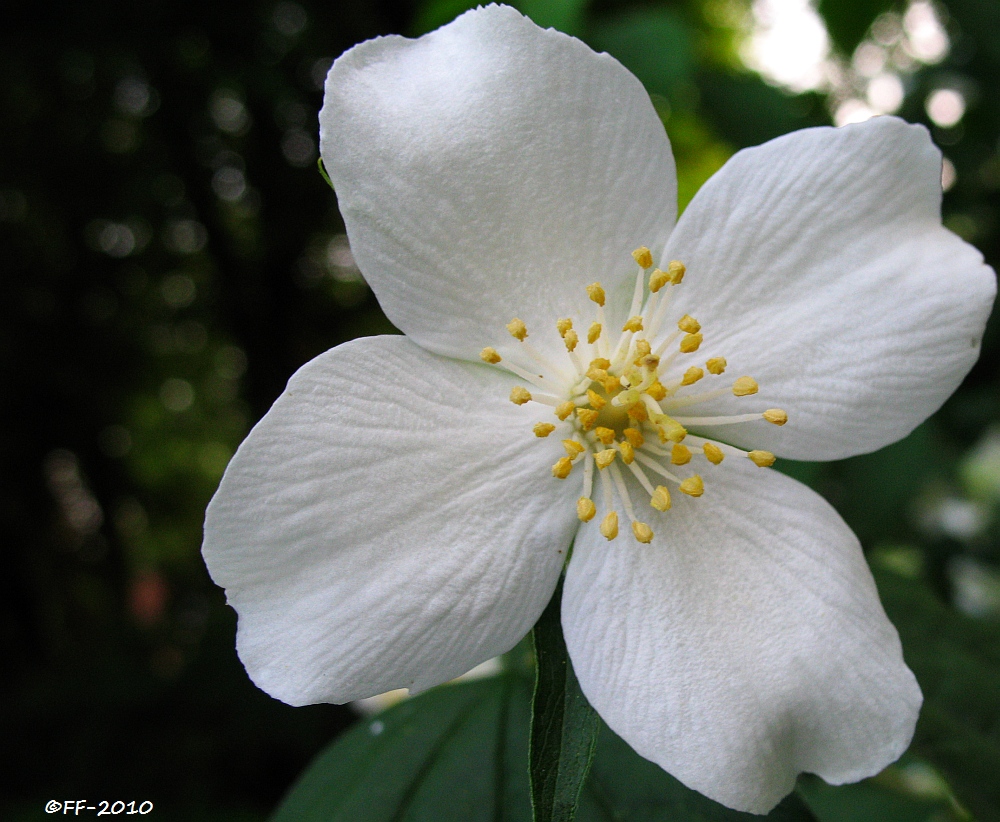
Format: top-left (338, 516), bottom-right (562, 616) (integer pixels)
top-left (663, 116), bottom-right (995, 460)
top-left (562, 459), bottom-right (921, 814)
top-left (320, 5), bottom-right (676, 362)
top-left (203, 335), bottom-right (578, 705)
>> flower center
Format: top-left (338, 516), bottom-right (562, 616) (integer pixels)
top-left (480, 247), bottom-right (787, 544)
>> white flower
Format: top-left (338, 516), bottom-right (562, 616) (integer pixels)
top-left (202, 5), bottom-right (995, 814)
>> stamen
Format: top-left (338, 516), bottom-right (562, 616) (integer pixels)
top-left (670, 412), bottom-right (769, 426)
top-left (563, 329), bottom-right (579, 352)
top-left (732, 376), bottom-right (759, 396)
top-left (647, 381), bottom-right (667, 401)
top-left (609, 462), bottom-right (640, 524)
top-left (649, 268), bottom-right (670, 293)
top-left (671, 443), bottom-right (692, 465)
top-left (706, 357), bottom-right (727, 375)
top-left (595, 449), bottom-right (617, 469)
top-left (587, 389), bottom-right (607, 410)
top-left (622, 316), bottom-right (643, 333)
top-left (633, 451), bottom-right (683, 483)
top-left (563, 439), bottom-right (586, 458)
top-left (586, 283), bottom-right (606, 306)
top-left (556, 318), bottom-right (573, 337)
top-left (748, 450), bottom-right (776, 467)
top-left (533, 422), bottom-right (556, 437)
top-left (650, 485), bottom-right (671, 511)
top-left (594, 426), bottom-right (616, 445)
top-left (506, 318), bottom-right (528, 340)
top-left (633, 339), bottom-right (652, 360)
top-left (679, 332), bottom-right (703, 354)
top-left (623, 428), bottom-right (644, 448)
top-left (577, 497), bottom-right (596, 522)
top-left (677, 315), bottom-right (701, 334)
top-left (480, 347), bottom-right (502, 364)
top-left (632, 522), bottom-right (654, 544)
top-left (667, 260), bottom-right (685, 283)
top-left (576, 407), bottom-right (599, 430)
top-left (510, 386), bottom-right (532, 405)
top-left (681, 367), bottom-right (704, 386)
top-left (552, 457), bottom-right (573, 479)
top-left (587, 322), bottom-right (602, 344)
top-left (582, 448), bottom-right (595, 500)
top-left (632, 246), bottom-right (653, 269)
top-left (703, 443), bottom-right (724, 464)
top-left (764, 408), bottom-right (788, 425)
top-left (600, 511), bottom-right (618, 540)
top-left (555, 401), bottom-right (575, 420)
top-left (679, 475), bottom-right (704, 497)
top-left (618, 441), bottom-right (635, 464)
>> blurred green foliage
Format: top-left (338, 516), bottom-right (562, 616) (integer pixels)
top-left (2, 0), bottom-right (1000, 819)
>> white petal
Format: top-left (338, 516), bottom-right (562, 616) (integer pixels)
top-left (663, 116), bottom-right (995, 460)
top-left (203, 335), bottom-right (578, 706)
top-left (320, 5), bottom-right (676, 362)
top-left (562, 459), bottom-right (921, 814)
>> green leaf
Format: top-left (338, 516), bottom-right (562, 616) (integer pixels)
top-left (317, 158), bottom-right (334, 191)
top-left (530, 577), bottom-right (600, 822)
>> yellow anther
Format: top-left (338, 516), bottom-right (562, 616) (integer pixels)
top-left (703, 443), bottom-right (725, 464)
top-left (748, 450), bottom-right (776, 467)
top-left (640, 354), bottom-right (660, 370)
top-left (622, 316), bottom-right (644, 333)
top-left (649, 268), bottom-right (670, 293)
top-left (600, 511), bottom-right (619, 540)
top-left (586, 368), bottom-right (607, 384)
top-left (587, 389), bottom-right (607, 410)
top-left (480, 347), bottom-right (502, 364)
top-left (764, 408), bottom-right (788, 426)
top-left (556, 318), bottom-right (573, 337)
top-left (657, 418), bottom-right (687, 443)
top-left (533, 422), bottom-right (556, 438)
top-left (733, 376), bottom-right (759, 397)
top-left (506, 318), bottom-right (528, 340)
top-left (650, 485), bottom-right (672, 511)
top-left (618, 441), bottom-right (635, 464)
top-left (589, 357), bottom-right (611, 371)
top-left (602, 375), bottom-right (621, 394)
top-left (706, 357), bottom-right (727, 375)
top-left (595, 449), bottom-right (617, 469)
top-left (634, 339), bottom-right (651, 359)
top-left (623, 428), bottom-right (645, 448)
top-left (555, 401), bottom-right (575, 420)
top-left (671, 443), bottom-right (692, 465)
top-left (510, 386), bottom-right (532, 405)
top-left (594, 426), bottom-right (616, 445)
top-left (632, 246), bottom-right (653, 269)
top-left (577, 497), bottom-right (596, 522)
top-left (679, 475), bottom-right (704, 497)
top-left (667, 260), bottom-right (686, 283)
top-left (564, 329), bottom-right (579, 352)
top-left (677, 315), bottom-right (701, 334)
top-left (587, 322), bottom-right (602, 344)
top-left (679, 367), bottom-right (703, 387)
top-left (679, 332), bottom-right (703, 353)
top-left (626, 403), bottom-right (648, 422)
top-left (576, 407), bottom-right (599, 430)
top-left (646, 381), bottom-right (667, 401)
top-left (563, 439), bottom-right (586, 458)
top-left (632, 521), bottom-right (654, 543)
top-left (552, 457), bottom-right (573, 479)
top-left (587, 283), bottom-right (606, 306)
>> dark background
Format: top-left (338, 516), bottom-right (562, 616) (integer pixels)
top-left (3, 0), bottom-right (999, 819)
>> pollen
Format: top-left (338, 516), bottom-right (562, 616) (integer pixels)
top-left (678, 314), bottom-right (701, 334)
top-left (649, 268), bottom-right (670, 293)
top-left (667, 260), bottom-right (686, 283)
top-left (506, 318), bottom-right (528, 340)
top-left (587, 322), bottom-right (602, 344)
top-left (618, 441), bottom-right (635, 464)
top-left (622, 316), bottom-right (644, 333)
top-left (563, 329), bottom-right (579, 352)
top-left (555, 401), bottom-right (575, 420)
top-left (650, 485), bottom-right (671, 511)
top-left (679, 332), bottom-right (703, 353)
top-left (679, 475), bottom-right (704, 497)
top-left (595, 449), bottom-right (617, 469)
top-left (647, 381), bottom-right (667, 400)
top-left (600, 511), bottom-right (619, 540)
top-left (632, 522), bottom-right (654, 543)
top-left (634, 339), bottom-right (652, 359)
top-left (623, 428), bottom-right (644, 448)
top-left (480, 347), bottom-right (502, 364)
top-left (602, 375), bottom-right (621, 394)
top-left (576, 407), bottom-right (599, 430)
top-left (594, 426), bottom-right (616, 445)
top-left (552, 457), bottom-right (573, 479)
top-left (632, 246), bottom-right (654, 269)
top-left (510, 386), bottom-right (532, 405)
top-left (577, 497), bottom-right (596, 522)
top-left (556, 318), bottom-right (573, 337)
top-left (748, 450), bottom-right (776, 467)
top-left (626, 403), bottom-right (648, 422)
top-left (533, 422), bottom-right (556, 437)
top-left (681, 367), bottom-right (703, 386)
top-left (671, 443), bottom-right (692, 465)
top-left (733, 376), bottom-right (759, 397)
top-left (705, 357), bottom-right (727, 375)
top-left (587, 389), bottom-right (607, 410)
top-left (563, 439), bottom-right (586, 458)
top-left (703, 443), bottom-right (725, 464)
top-left (764, 408), bottom-right (788, 425)
top-left (586, 283), bottom-right (606, 306)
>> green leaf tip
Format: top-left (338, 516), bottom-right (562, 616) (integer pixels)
top-left (317, 157), bottom-right (334, 191)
